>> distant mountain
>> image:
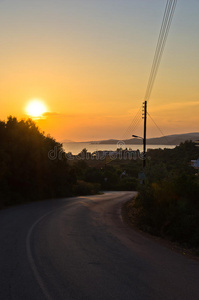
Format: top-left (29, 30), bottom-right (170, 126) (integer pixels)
top-left (61, 139), bottom-right (75, 143)
top-left (89, 132), bottom-right (199, 146)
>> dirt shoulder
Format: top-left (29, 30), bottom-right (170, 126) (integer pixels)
top-left (122, 197), bottom-right (199, 261)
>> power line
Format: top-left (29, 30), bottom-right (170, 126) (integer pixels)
top-left (144, 0), bottom-right (177, 102)
top-left (147, 112), bottom-right (169, 144)
top-left (121, 0), bottom-right (177, 142)
top-left (122, 105), bottom-right (142, 140)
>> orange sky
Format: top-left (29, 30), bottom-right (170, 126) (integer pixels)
top-left (0, 0), bottom-right (199, 142)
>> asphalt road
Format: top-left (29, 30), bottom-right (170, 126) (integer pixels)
top-left (0, 191), bottom-right (199, 300)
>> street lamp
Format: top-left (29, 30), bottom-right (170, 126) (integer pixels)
top-left (132, 135), bottom-right (143, 139)
top-left (132, 134), bottom-right (146, 184)
top-left (132, 134), bottom-right (146, 169)
top-left (132, 101), bottom-right (147, 169)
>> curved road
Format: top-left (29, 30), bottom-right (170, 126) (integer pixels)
top-left (0, 191), bottom-right (199, 300)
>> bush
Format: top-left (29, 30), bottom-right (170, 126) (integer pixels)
top-left (135, 172), bottom-right (199, 247)
top-left (0, 117), bottom-right (76, 207)
top-left (117, 177), bottom-right (138, 191)
top-left (73, 180), bottom-right (101, 196)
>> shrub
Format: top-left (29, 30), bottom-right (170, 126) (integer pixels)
top-left (73, 180), bottom-right (101, 196)
top-left (0, 117), bottom-right (76, 207)
top-left (135, 172), bottom-right (199, 247)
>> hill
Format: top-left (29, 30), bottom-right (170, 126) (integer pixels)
top-left (89, 132), bottom-right (199, 146)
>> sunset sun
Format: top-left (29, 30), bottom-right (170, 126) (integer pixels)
top-left (26, 99), bottom-right (47, 118)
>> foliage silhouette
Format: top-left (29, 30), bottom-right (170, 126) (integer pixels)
top-left (0, 117), bottom-right (75, 207)
top-left (134, 141), bottom-right (199, 248)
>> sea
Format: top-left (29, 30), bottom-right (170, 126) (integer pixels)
top-left (63, 142), bottom-right (175, 155)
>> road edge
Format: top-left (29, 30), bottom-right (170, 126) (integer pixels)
top-left (121, 197), bottom-right (199, 261)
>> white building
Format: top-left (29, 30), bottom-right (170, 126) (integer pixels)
top-left (191, 158), bottom-right (199, 169)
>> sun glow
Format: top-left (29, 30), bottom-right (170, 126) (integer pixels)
top-left (26, 99), bottom-right (47, 118)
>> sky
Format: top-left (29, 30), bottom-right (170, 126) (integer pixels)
top-left (0, 0), bottom-right (199, 142)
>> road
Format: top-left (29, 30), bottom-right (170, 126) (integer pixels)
top-left (0, 191), bottom-right (199, 300)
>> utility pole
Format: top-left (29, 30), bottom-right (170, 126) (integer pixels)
top-left (143, 100), bottom-right (147, 168)
top-left (132, 101), bottom-right (147, 184)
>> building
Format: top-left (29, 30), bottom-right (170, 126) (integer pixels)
top-left (191, 158), bottom-right (199, 169)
